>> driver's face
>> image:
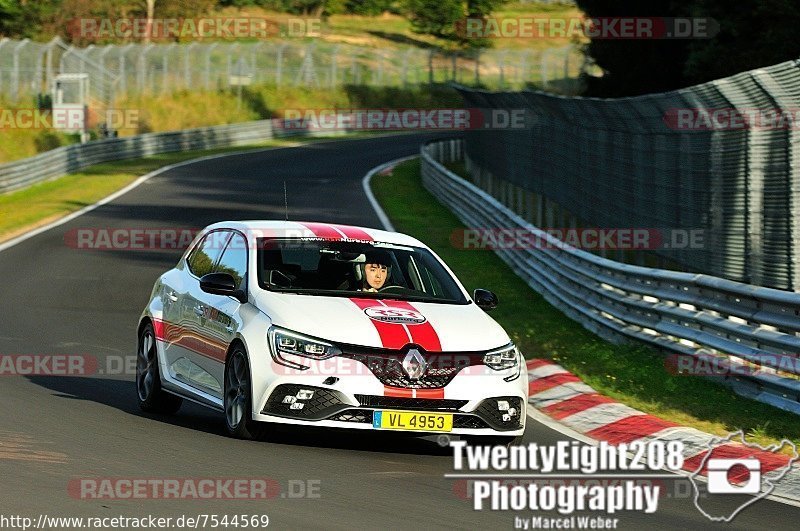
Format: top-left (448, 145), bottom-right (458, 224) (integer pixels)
top-left (364, 263), bottom-right (388, 289)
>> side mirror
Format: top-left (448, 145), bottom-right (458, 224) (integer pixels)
top-left (474, 289), bottom-right (498, 312)
top-left (200, 272), bottom-right (247, 303)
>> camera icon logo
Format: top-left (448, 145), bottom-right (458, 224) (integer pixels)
top-left (707, 458), bottom-right (761, 494)
top-left (690, 430), bottom-right (799, 522)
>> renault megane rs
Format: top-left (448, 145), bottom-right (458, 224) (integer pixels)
top-left (136, 221), bottom-right (527, 444)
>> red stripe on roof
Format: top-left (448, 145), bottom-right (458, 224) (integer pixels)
top-left (299, 222), bottom-right (343, 240)
top-left (332, 224), bottom-right (373, 241)
top-left (585, 415), bottom-right (680, 445)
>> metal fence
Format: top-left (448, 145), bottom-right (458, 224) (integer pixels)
top-left (455, 58), bottom-right (800, 293)
top-left (0, 37), bottom-right (585, 106)
top-left (422, 138), bottom-right (800, 414)
top-left (0, 118), bottom-right (342, 193)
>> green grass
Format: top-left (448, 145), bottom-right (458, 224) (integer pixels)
top-left (0, 134), bottom-right (379, 243)
top-left (371, 159), bottom-right (800, 452)
top-left (215, 2), bottom-right (584, 52)
top-left (0, 85), bottom-right (461, 164)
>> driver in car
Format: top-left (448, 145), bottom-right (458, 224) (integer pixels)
top-left (359, 250), bottom-right (392, 292)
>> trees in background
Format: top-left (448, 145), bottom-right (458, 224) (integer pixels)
top-left (404, 0), bottom-right (506, 48)
top-left (0, 0), bottom-right (59, 39)
top-left (576, 0), bottom-right (800, 97)
top-left (1, 0), bottom-right (797, 95)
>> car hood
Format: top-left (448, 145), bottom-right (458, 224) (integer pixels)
top-left (253, 292), bottom-right (510, 352)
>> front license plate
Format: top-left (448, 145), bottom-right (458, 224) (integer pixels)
top-left (373, 410), bottom-right (453, 432)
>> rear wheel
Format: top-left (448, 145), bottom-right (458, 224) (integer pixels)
top-left (224, 345), bottom-right (267, 440)
top-left (136, 322), bottom-right (182, 414)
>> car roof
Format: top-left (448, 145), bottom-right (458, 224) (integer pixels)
top-left (202, 220), bottom-right (429, 249)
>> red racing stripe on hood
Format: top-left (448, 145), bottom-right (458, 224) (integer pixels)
top-left (349, 298), bottom-right (411, 349)
top-left (381, 300), bottom-right (442, 352)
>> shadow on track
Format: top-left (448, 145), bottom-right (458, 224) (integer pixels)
top-left (25, 374), bottom-right (452, 457)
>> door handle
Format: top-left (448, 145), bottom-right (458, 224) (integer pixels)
top-left (193, 306), bottom-right (204, 316)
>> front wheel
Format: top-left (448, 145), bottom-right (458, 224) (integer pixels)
top-left (224, 346), bottom-right (267, 440)
top-left (136, 322), bottom-right (182, 414)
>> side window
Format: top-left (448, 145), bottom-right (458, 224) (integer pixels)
top-left (187, 231), bottom-right (229, 278)
top-left (215, 233), bottom-right (248, 289)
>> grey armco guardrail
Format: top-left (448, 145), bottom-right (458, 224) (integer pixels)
top-left (421, 138), bottom-right (800, 415)
top-left (0, 119), bottom-right (345, 194)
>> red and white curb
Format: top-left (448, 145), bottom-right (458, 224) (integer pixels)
top-left (526, 359), bottom-right (800, 504)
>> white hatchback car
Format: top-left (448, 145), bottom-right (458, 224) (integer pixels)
top-left (137, 221), bottom-right (528, 444)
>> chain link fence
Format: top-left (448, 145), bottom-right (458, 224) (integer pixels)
top-left (0, 38), bottom-right (585, 107)
top-left (455, 58), bottom-right (800, 293)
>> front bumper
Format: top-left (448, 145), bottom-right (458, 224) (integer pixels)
top-left (253, 383), bottom-right (526, 436)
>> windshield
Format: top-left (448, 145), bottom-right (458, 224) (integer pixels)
top-left (256, 238), bottom-right (469, 304)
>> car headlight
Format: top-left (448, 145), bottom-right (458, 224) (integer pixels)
top-left (484, 344), bottom-right (522, 381)
top-left (268, 327), bottom-right (342, 370)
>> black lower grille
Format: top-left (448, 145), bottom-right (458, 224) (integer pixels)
top-left (355, 395), bottom-right (468, 411)
top-left (329, 409), bottom-right (374, 423)
top-left (262, 384), bottom-right (349, 420)
top-left (453, 415), bottom-right (491, 429)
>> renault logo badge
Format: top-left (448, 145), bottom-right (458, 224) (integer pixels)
top-left (402, 349), bottom-right (428, 380)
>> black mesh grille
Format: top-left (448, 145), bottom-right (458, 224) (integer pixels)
top-left (329, 409), bottom-right (374, 423)
top-left (355, 395), bottom-right (468, 411)
top-left (262, 384), bottom-right (349, 420)
top-left (475, 397), bottom-right (524, 431)
top-left (453, 415), bottom-right (491, 429)
top-left (341, 349), bottom-right (484, 389)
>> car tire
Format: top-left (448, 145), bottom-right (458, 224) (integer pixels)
top-left (224, 345), bottom-right (266, 440)
top-left (136, 322), bottom-right (182, 414)
top-left (462, 435), bottom-right (522, 448)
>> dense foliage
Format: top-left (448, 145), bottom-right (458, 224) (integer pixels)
top-left (576, 0), bottom-right (800, 96)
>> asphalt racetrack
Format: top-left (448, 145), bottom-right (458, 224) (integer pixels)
top-left (1, 134), bottom-right (798, 529)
